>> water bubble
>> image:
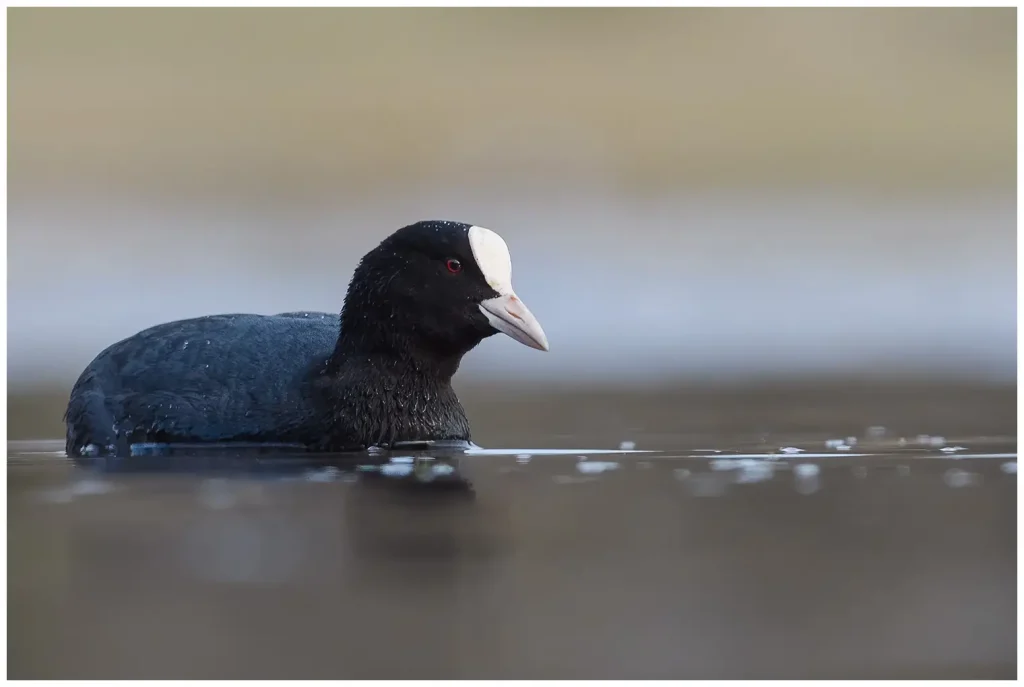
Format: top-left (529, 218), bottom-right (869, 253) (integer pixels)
top-left (619, 440), bottom-right (636, 450)
top-left (845, 437), bottom-right (858, 446)
top-left (516, 453), bottom-right (532, 464)
top-left (1000, 462), bottom-right (1017, 474)
top-left (825, 438), bottom-right (846, 449)
top-left (943, 469), bottom-right (981, 488)
top-left (390, 456), bottom-right (414, 464)
top-left (779, 447), bottom-right (804, 454)
top-left (939, 446), bottom-right (967, 454)
top-left (182, 340), bottom-right (189, 349)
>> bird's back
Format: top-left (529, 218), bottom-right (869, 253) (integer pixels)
top-left (65, 313), bottom-right (340, 456)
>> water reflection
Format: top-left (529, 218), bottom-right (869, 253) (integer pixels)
top-left (8, 438), bottom-right (1017, 679)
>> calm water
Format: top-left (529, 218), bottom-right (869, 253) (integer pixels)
top-left (8, 420), bottom-right (1017, 679)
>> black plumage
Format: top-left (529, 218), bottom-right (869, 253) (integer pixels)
top-left (64, 220), bottom-right (547, 460)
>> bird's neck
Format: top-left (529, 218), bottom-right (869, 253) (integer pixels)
top-left (314, 305), bottom-right (471, 450)
top-left (331, 298), bottom-right (470, 381)
top-left (329, 330), bottom-right (465, 383)
top-left (315, 352), bottom-right (471, 450)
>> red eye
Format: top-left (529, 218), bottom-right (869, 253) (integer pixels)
top-left (446, 259), bottom-right (462, 273)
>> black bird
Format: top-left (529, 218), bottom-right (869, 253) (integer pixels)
top-left (64, 220), bottom-right (549, 460)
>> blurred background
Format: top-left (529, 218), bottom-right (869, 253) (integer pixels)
top-left (8, 8), bottom-right (1016, 435)
top-left (6, 9), bottom-right (1018, 680)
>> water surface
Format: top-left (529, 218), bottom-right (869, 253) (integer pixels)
top-left (8, 425), bottom-right (1016, 679)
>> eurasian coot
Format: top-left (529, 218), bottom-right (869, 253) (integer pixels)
top-left (64, 220), bottom-right (548, 460)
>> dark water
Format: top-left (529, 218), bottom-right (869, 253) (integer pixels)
top-left (7, 384), bottom-right (1018, 679)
